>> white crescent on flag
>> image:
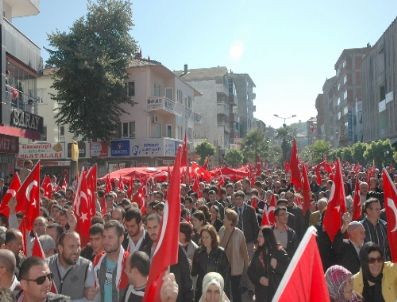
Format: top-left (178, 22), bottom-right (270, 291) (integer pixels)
top-left (387, 198), bottom-right (397, 232)
top-left (26, 180), bottom-right (38, 202)
top-left (6, 189), bottom-right (16, 198)
top-left (153, 202), bottom-right (169, 257)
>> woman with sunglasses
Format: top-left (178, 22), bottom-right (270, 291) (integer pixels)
top-left (353, 242), bottom-right (397, 302)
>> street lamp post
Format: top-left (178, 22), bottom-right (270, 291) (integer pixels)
top-left (273, 114), bottom-right (296, 163)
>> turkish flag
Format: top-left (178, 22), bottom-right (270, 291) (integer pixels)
top-left (322, 159), bottom-right (346, 243)
top-left (382, 169), bottom-right (397, 263)
top-left (61, 177), bottom-right (68, 191)
top-left (105, 175), bottom-right (112, 194)
top-left (181, 132), bottom-right (188, 167)
top-left (41, 175), bottom-right (52, 198)
top-left (315, 165), bottom-right (322, 186)
top-left (0, 173), bottom-right (21, 218)
top-left (32, 234), bottom-right (46, 259)
top-left (74, 170), bottom-right (91, 247)
top-left (118, 176), bottom-right (125, 191)
top-left (290, 139), bottom-right (302, 191)
top-left (127, 177), bottom-right (133, 199)
top-left (261, 210), bottom-right (270, 226)
top-left (202, 156), bottom-right (209, 170)
top-left (272, 226), bottom-right (330, 302)
top-left (352, 178), bottom-right (361, 221)
top-left (16, 161), bottom-right (40, 231)
top-left (86, 165), bottom-right (97, 216)
top-left (192, 176), bottom-right (200, 196)
top-left (268, 194), bottom-right (277, 225)
top-left (143, 146), bottom-right (182, 302)
top-left (301, 164), bottom-right (312, 215)
top-left (191, 161), bottom-right (211, 182)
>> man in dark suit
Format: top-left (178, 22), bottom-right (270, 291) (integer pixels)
top-left (333, 214), bottom-right (365, 274)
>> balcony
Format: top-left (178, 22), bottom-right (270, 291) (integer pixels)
top-left (217, 103), bottom-right (228, 116)
top-left (5, 84), bottom-right (40, 113)
top-left (147, 97), bottom-right (181, 115)
top-left (5, 0), bottom-right (40, 17)
top-left (4, 18), bottom-right (41, 72)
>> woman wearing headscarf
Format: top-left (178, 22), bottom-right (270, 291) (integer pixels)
top-left (325, 265), bottom-right (362, 302)
top-left (198, 272), bottom-right (230, 302)
top-left (191, 225), bottom-right (230, 302)
top-left (247, 226), bottom-right (289, 301)
top-left (353, 242), bottom-right (397, 302)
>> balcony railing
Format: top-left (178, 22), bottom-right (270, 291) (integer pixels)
top-left (147, 97), bottom-right (181, 115)
top-left (4, 84), bottom-right (40, 113)
top-left (4, 18), bottom-right (41, 72)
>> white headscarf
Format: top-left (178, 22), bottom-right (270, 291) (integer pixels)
top-left (199, 272), bottom-right (230, 302)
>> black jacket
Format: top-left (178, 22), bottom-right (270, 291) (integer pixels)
top-left (332, 231), bottom-right (361, 274)
top-left (142, 243), bottom-right (193, 302)
top-left (122, 231), bottom-right (152, 253)
top-left (191, 246), bottom-right (230, 302)
top-left (247, 246), bottom-right (289, 301)
top-left (271, 225), bottom-right (298, 258)
top-left (233, 204), bottom-right (259, 243)
top-left (286, 204), bottom-right (306, 240)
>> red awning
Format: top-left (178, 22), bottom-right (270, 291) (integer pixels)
top-left (0, 125), bottom-right (41, 140)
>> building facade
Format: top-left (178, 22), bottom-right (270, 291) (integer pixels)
top-left (334, 47), bottom-right (369, 146)
top-left (362, 17), bottom-right (397, 144)
top-left (1, 0), bottom-right (43, 177)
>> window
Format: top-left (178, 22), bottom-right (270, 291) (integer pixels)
top-left (127, 82), bottom-right (135, 97)
top-left (177, 89), bottom-right (183, 103)
top-left (343, 75), bottom-right (347, 84)
top-left (154, 83), bottom-right (161, 97)
top-left (59, 126), bottom-right (65, 137)
top-left (166, 88), bottom-right (173, 100)
top-left (380, 85), bottom-right (385, 101)
top-left (166, 124), bottom-right (172, 137)
top-left (122, 121), bottom-right (135, 138)
top-left (187, 96), bottom-right (192, 108)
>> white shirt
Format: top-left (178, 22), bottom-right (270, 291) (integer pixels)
top-left (128, 229), bottom-right (146, 253)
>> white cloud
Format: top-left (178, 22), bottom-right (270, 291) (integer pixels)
top-left (229, 40), bottom-right (244, 61)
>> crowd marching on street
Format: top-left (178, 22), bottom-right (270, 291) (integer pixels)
top-left (0, 139), bottom-right (396, 302)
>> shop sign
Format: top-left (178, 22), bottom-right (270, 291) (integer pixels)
top-left (0, 134), bottom-right (18, 153)
top-left (110, 140), bottom-right (130, 156)
top-left (10, 109), bottom-right (43, 133)
top-left (90, 142), bottom-right (108, 157)
top-left (18, 142), bottom-right (64, 160)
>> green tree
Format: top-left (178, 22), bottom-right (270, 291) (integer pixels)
top-left (195, 141), bottom-right (215, 165)
top-left (341, 147), bottom-right (353, 162)
top-left (47, 0), bottom-right (137, 141)
top-left (309, 140), bottom-right (331, 164)
top-left (351, 142), bottom-right (367, 164)
top-left (224, 149), bottom-right (244, 167)
top-left (364, 139), bottom-right (394, 168)
top-left (241, 128), bottom-right (270, 163)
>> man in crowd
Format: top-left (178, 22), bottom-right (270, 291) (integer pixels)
top-left (81, 223), bottom-right (104, 262)
top-left (47, 231), bottom-right (96, 301)
top-left (5, 228), bottom-right (24, 274)
top-left (273, 206), bottom-right (298, 257)
top-left (122, 207), bottom-right (151, 253)
top-left (0, 249), bottom-right (20, 296)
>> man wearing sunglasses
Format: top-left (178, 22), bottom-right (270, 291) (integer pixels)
top-left (18, 256), bottom-right (70, 301)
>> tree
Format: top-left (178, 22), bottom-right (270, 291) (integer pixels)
top-left (195, 141), bottom-right (215, 165)
top-left (241, 128), bottom-right (270, 163)
top-left (309, 140), bottom-right (331, 164)
top-left (47, 0), bottom-right (137, 141)
top-left (351, 142), bottom-right (367, 164)
top-left (224, 149), bottom-right (244, 167)
top-left (275, 126), bottom-right (294, 163)
top-left (364, 139), bottom-right (394, 168)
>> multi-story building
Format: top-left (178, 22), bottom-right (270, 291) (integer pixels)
top-left (334, 47), bottom-right (369, 146)
top-left (315, 93), bottom-right (325, 140)
top-left (177, 66), bottom-right (236, 158)
top-left (321, 77), bottom-right (338, 147)
top-left (36, 56), bottom-right (200, 174)
top-left (229, 73), bottom-right (256, 139)
top-left (362, 17), bottom-right (397, 143)
top-left (0, 0), bottom-right (43, 176)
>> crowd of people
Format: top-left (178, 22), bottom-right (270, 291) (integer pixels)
top-left (0, 161), bottom-right (396, 302)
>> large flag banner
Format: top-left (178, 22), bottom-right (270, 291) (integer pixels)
top-left (352, 178), bottom-right (361, 221)
top-left (322, 159), bottom-right (346, 242)
top-left (272, 226), bottom-right (330, 302)
top-left (143, 147), bottom-right (182, 301)
top-left (0, 173), bottom-right (21, 217)
top-left (301, 164), bottom-right (312, 214)
top-left (382, 168), bottom-right (397, 262)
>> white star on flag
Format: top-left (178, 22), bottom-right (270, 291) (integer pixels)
top-left (80, 212), bottom-right (88, 223)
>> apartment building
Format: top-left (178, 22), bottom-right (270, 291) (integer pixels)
top-left (36, 56), bottom-right (200, 173)
top-left (0, 0), bottom-right (43, 176)
top-left (362, 17), bottom-right (397, 144)
top-left (334, 47), bottom-right (369, 146)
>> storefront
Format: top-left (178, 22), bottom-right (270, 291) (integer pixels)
top-left (0, 134), bottom-right (19, 178)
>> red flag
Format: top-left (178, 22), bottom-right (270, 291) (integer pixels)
top-left (118, 176), bottom-right (125, 191)
top-left (61, 177), bottom-right (68, 191)
top-left (181, 132), bottom-right (188, 166)
top-left (32, 234), bottom-right (46, 259)
top-left (192, 176), bottom-right (200, 195)
top-left (190, 161), bottom-right (211, 182)
top-left (127, 177), bottom-right (133, 199)
top-left (268, 194), bottom-right (277, 225)
top-left (301, 164), bottom-right (312, 215)
top-left (261, 211), bottom-right (270, 226)
top-left (74, 170), bottom-right (91, 247)
top-left (284, 161), bottom-right (291, 173)
top-left (41, 175), bottom-right (52, 198)
top-left (202, 156), bottom-right (209, 170)
top-left (16, 161), bottom-right (40, 231)
top-left (105, 174), bottom-right (112, 194)
top-left (251, 197), bottom-right (258, 210)
top-left (290, 139), bottom-right (302, 191)
top-left (352, 178), bottom-right (361, 221)
top-left (322, 159), bottom-right (346, 243)
top-left (143, 147), bottom-right (182, 302)
top-left (272, 226), bottom-right (330, 302)
top-left (0, 173), bottom-right (21, 218)
top-left (315, 165), bottom-right (322, 186)
top-left (86, 165), bottom-right (97, 217)
top-left (382, 169), bottom-right (397, 262)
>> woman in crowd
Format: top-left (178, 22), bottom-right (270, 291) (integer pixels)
top-left (219, 209), bottom-right (249, 302)
top-left (353, 242), bottom-right (397, 302)
top-left (247, 226), bottom-right (289, 301)
top-left (191, 210), bottom-right (207, 244)
top-left (198, 272), bottom-right (230, 302)
top-left (191, 225), bottom-right (230, 302)
top-left (325, 265), bottom-right (362, 302)
top-left (209, 205), bottom-right (223, 232)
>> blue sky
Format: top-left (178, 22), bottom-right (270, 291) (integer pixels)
top-left (14, 0), bottom-right (397, 128)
